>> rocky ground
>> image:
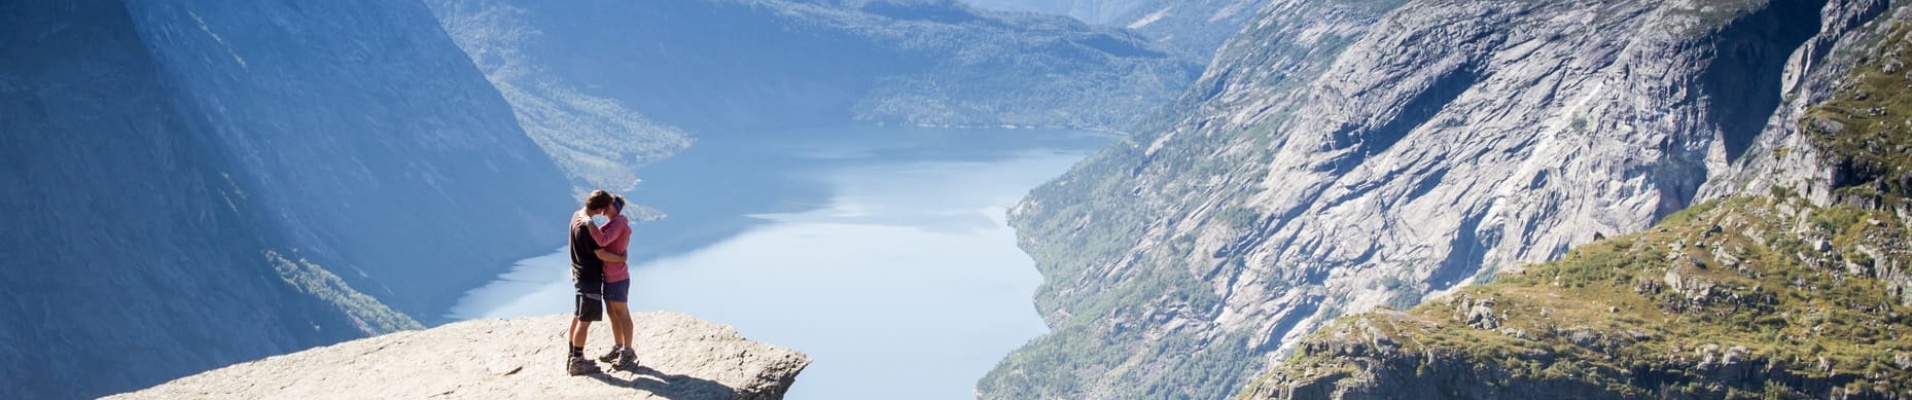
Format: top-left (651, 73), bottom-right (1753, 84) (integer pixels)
top-left (106, 312), bottom-right (810, 400)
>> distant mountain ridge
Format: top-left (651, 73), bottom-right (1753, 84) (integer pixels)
top-left (959, 0), bottom-right (1268, 61)
top-left (425, 0), bottom-right (1202, 140)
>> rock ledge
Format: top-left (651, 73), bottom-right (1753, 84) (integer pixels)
top-left (107, 312), bottom-right (810, 400)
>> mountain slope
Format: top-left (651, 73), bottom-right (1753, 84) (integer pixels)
top-left (426, 0), bottom-right (692, 193)
top-left (123, 0), bottom-right (575, 319)
top-left (425, 0), bottom-right (1201, 137)
top-left (982, 0), bottom-right (1894, 398)
top-left (0, 1), bottom-right (414, 398)
top-left (2, 0), bottom-right (586, 398)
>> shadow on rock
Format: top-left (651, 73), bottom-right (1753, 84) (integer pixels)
top-left (588, 365), bottom-right (738, 400)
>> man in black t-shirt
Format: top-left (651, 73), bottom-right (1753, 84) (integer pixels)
top-left (564, 190), bottom-right (616, 375)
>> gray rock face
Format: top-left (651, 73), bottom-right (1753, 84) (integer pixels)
top-left (105, 312), bottom-right (812, 400)
top-left (987, 0), bottom-right (1896, 398)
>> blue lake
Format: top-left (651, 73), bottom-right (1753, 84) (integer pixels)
top-left (447, 125), bottom-right (1110, 399)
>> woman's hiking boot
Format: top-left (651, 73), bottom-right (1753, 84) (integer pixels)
top-left (596, 345), bottom-right (624, 363)
top-left (612, 347), bottom-right (639, 370)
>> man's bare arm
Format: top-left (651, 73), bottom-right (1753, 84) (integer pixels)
top-left (594, 249), bottom-right (626, 263)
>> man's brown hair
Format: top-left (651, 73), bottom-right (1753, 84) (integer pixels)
top-left (585, 189), bottom-right (614, 211)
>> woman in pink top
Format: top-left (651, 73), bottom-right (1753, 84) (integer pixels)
top-left (587, 195), bottom-right (637, 368)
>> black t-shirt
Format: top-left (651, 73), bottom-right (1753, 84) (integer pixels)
top-left (570, 214), bottom-right (605, 287)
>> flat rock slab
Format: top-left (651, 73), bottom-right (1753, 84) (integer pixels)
top-left (108, 312), bottom-right (810, 400)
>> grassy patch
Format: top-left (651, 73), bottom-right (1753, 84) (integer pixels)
top-left (1260, 197), bottom-right (1912, 398)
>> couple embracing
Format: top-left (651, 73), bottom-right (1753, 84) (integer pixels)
top-left (566, 189), bottom-right (638, 375)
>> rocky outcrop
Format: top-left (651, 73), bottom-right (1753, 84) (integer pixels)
top-left (107, 312), bottom-right (811, 400)
top-left (984, 0), bottom-right (1900, 399)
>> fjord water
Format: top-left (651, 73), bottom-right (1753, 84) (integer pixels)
top-left (448, 125), bottom-right (1110, 399)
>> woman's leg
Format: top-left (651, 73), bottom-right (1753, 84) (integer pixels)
top-left (617, 305), bottom-right (634, 347)
top-left (606, 302), bottom-right (632, 348)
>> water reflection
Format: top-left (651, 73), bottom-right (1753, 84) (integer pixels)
top-left (447, 126), bottom-right (1109, 399)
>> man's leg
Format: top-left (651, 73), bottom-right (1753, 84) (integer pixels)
top-left (569, 319), bottom-right (591, 348)
top-left (567, 291), bottom-right (604, 375)
top-left (572, 292), bottom-right (602, 347)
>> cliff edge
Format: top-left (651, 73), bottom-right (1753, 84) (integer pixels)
top-left (107, 312), bottom-right (810, 400)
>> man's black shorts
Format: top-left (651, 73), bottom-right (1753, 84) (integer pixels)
top-left (575, 280), bottom-right (605, 322)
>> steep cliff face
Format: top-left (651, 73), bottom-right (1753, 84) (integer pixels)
top-left (1704, 1), bottom-right (1912, 208)
top-left (107, 313), bottom-right (812, 400)
top-left (3, 0), bottom-right (583, 398)
top-left (0, 1), bottom-right (414, 399)
top-left (424, 0), bottom-right (1200, 138)
top-left (123, 0), bottom-right (575, 318)
top-left (985, 0), bottom-right (1894, 398)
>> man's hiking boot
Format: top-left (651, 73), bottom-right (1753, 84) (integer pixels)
top-left (567, 356), bottom-right (600, 376)
top-left (611, 347), bottom-right (639, 370)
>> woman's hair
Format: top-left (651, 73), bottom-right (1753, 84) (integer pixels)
top-left (585, 190), bottom-right (614, 211)
top-left (611, 195), bottom-right (627, 212)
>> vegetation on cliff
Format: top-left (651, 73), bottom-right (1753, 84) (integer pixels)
top-left (1804, 16), bottom-right (1912, 207)
top-left (1259, 195), bottom-right (1912, 398)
